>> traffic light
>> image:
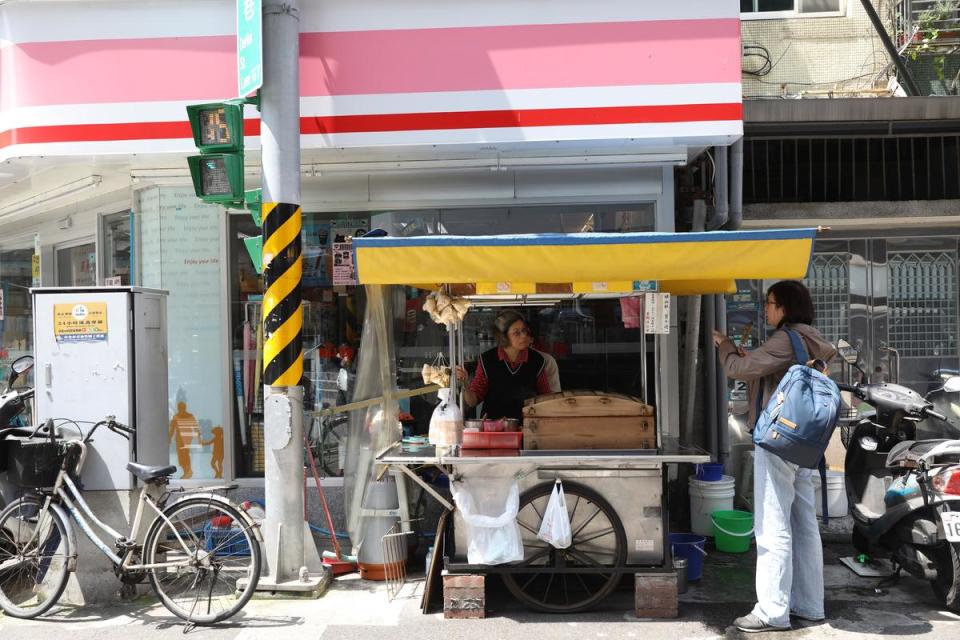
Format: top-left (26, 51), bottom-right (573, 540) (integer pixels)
top-left (186, 101), bottom-right (247, 204)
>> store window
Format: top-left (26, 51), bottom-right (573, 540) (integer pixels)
top-left (56, 241), bottom-right (96, 286)
top-left (101, 211), bottom-right (132, 285)
top-left (888, 250), bottom-right (958, 358)
top-left (138, 187), bottom-right (226, 481)
top-left (0, 244), bottom-right (36, 395)
top-left (229, 203), bottom-right (656, 478)
top-left (806, 253), bottom-right (850, 347)
top-left (741, 0), bottom-right (842, 15)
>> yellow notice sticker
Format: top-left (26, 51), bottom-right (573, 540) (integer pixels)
top-left (54, 302), bottom-right (108, 343)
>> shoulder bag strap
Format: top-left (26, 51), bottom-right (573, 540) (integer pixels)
top-left (783, 328), bottom-right (810, 366)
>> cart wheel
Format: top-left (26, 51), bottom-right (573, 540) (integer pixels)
top-left (503, 481), bottom-right (627, 613)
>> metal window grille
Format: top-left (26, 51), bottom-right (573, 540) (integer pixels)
top-left (888, 251), bottom-right (958, 357)
top-left (806, 253), bottom-right (850, 346)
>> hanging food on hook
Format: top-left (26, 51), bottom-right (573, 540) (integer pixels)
top-left (422, 289), bottom-right (471, 325)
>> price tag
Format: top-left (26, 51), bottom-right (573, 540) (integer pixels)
top-left (942, 511), bottom-right (960, 542)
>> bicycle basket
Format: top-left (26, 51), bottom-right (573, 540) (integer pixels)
top-left (7, 439), bottom-right (66, 488)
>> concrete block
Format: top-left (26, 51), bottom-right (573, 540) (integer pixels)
top-left (635, 572), bottom-right (678, 619)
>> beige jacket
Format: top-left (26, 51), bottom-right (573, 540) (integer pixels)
top-left (718, 323), bottom-right (837, 428)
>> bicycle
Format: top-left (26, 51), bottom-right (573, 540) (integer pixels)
top-left (0, 416), bottom-right (262, 624)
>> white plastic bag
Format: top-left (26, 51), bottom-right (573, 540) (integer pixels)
top-left (537, 480), bottom-right (572, 549)
top-left (451, 477), bottom-right (524, 565)
top-left (429, 388), bottom-right (463, 446)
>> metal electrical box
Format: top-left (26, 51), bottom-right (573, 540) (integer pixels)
top-left (31, 287), bottom-right (169, 490)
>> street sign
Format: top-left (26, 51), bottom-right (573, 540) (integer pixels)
top-left (237, 0), bottom-right (263, 98)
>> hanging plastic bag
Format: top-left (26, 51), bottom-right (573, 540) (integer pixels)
top-left (429, 388), bottom-right (462, 446)
top-left (451, 477), bottom-right (524, 565)
top-left (537, 480), bottom-right (572, 549)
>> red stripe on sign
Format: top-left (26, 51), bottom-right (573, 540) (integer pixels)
top-left (0, 103), bottom-right (741, 149)
top-left (302, 103), bottom-right (743, 134)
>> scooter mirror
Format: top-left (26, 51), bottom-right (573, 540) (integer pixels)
top-left (11, 355), bottom-right (34, 376)
top-left (837, 339), bottom-right (858, 365)
top-left (943, 376), bottom-right (960, 393)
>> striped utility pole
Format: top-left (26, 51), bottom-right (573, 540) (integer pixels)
top-left (257, 0), bottom-right (325, 593)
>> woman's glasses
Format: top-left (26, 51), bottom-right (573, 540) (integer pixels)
top-left (508, 328), bottom-right (531, 337)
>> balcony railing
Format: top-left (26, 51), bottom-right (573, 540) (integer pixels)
top-left (895, 0), bottom-right (960, 50)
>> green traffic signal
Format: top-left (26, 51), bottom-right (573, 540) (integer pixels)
top-left (186, 103), bottom-right (245, 153)
top-left (187, 154), bottom-right (245, 203)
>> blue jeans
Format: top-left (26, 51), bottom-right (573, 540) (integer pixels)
top-left (750, 446), bottom-right (825, 627)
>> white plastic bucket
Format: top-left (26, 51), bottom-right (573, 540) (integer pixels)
top-left (689, 475), bottom-right (736, 537)
top-left (812, 470), bottom-right (848, 518)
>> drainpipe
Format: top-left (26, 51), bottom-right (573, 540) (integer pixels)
top-left (859, 0), bottom-right (922, 97)
top-left (707, 147), bottom-right (729, 231)
top-left (683, 200), bottom-right (707, 447)
top-left (704, 294), bottom-right (718, 461)
top-left (728, 138), bottom-right (744, 231)
top-left (716, 296), bottom-right (729, 464)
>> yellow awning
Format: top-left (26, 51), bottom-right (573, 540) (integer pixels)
top-left (353, 229), bottom-right (817, 296)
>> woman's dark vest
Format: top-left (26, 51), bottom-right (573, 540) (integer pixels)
top-left (478, 348), bottom-right (545, 420)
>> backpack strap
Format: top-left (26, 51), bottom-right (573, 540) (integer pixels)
top-left (783, 328), bottom-right (810, 366)
top-left (819, 456), bottom-right (829, 524)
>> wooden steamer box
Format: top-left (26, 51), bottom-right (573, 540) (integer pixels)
top-left (521, 391), bottom-right (655, 450)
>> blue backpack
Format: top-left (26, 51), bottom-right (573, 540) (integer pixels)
top-left (753, 329), bottom-right (842, 519)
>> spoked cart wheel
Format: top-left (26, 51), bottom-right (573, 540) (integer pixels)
top-left (502, 481), bottom-right (627, 613)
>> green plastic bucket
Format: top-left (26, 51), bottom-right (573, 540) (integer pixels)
top-left (710, 510), bottom-right (754, 553)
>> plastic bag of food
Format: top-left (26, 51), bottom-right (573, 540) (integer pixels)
top-left (537, 480), bottom-right (572, 549)
top-left (451, 477), bottom-right (524, 565)
top-left (428, 388), bottom-right (462, 446)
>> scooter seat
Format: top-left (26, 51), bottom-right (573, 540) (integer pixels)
top-left (885, 439), bottom-right (950, 468)
top-left (127, 462), bottom-right (177, 482)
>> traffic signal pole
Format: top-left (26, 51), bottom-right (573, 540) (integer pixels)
top-left (257, 0), bottom-right (326, 594)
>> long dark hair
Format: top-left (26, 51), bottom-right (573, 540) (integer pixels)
top-left (767, 280), bottom-right (815, 328)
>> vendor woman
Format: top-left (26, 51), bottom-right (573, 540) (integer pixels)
top-left (456, 310), bottom-right (561, 420)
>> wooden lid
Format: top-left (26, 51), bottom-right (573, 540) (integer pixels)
top-left (522, 390), bottom-right (654, 417)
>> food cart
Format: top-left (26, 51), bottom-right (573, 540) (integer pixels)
top-left (350, 228), bottom-right (818, 613)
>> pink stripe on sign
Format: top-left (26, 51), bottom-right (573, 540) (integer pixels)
top-left (1, 19), bottom-right (739, 109)
top-left (0, 36), bottom-right (237, 109)
top-left (301, 19), bottom-right (741, 96)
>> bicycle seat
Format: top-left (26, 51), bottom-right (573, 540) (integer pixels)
top-left (127, 462), bottom-right (177, 482)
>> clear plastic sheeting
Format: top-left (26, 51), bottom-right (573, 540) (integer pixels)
top-left (344, 285), bottom-right (400, 550)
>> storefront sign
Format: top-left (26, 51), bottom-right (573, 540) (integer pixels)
top-left (0, 288), bottom-right (4, 321)
top-left (332, 241), bottom-right (356, 286)
top-left (104, 276), bottom-right (122, 286)
top-left (31, 254), bottom-right (41, 287)
top-left (54, 302), bottom-right (108, 342)
top-left (643, 292), bottom-right (670, 335)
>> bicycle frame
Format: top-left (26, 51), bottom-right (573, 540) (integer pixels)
top-left (23, 440), bottom-right (199, 573)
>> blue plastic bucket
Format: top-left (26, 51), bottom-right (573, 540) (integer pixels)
top-left (669, 533), bottom-right (707, 581)
top-left (696, 463), bottom-right (724, 482)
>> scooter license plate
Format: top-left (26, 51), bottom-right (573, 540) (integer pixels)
top-left (942, 511), bottom-right (960, 542)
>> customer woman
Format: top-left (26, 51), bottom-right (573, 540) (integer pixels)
top-left (712, 280), bottom-right (836, 633)
top-left (456, 310), bottom-right (560, 420)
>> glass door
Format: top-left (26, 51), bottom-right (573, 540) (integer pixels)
top-left (55, 240), bottom-right (97, 286)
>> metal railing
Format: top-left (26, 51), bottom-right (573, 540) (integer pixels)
top-left (896, 0), bottom-right (960, 50)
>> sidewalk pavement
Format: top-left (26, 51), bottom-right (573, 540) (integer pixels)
top-left (2, 543), bottom-right (959, 640)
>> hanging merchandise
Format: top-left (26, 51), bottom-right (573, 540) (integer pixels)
top-left (420, 351), bottom-right (451, 387)
top-left (422, 290), bottom-right (470, 325)
top-left (537, 479), bottom-right (572, 549)
top-left (429, 388), bottom-right (463, 446)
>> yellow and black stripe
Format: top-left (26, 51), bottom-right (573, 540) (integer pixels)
top-left (261, 202), bottom-right (303, 386)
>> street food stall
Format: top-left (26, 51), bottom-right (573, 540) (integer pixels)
top-left (349, 228), bottom-right (818, 613)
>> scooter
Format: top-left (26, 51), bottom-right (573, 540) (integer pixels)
top-left (0, 354), bottom-right (34, 428)
top-left (837, 341), bottom-right (960, 611)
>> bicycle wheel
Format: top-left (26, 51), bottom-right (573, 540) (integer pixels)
top-left (502, 481), bottom-right (627, 613)
top-left (0, 495), bottom-right (71, 619)
top-left (144, 497), bottom-right (261, 625)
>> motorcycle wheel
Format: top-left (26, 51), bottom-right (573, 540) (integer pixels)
top-left (930, 541), bottom-right (960, 612)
